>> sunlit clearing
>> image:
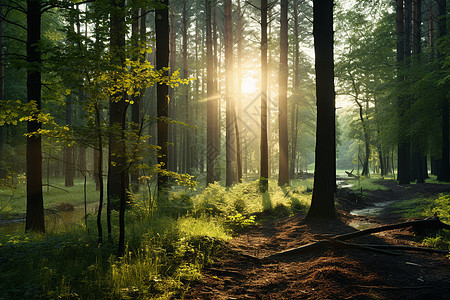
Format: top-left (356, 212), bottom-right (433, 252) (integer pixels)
top-left (240, 75), bottom-right (258, 95)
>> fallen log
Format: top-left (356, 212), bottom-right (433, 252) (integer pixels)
top-left (263, 239), bottom-right (401, 260)
top-left (326, 239), bottom-right (401, 256)
top-left (331, 218), bottom-right (450, 241)
top-left (360, 244), bottom-right (450, 254)
top-left (263, 240), bottom-right (328, 259)
top-left (262, 218), bottom-right (450, 259)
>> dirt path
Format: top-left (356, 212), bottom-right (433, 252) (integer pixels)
top-left (185, 180), bottom-right (450, 299)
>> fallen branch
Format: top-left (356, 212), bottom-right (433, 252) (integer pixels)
top-left (326, 239), bottom-right (401, 256)
top-left (345, 170), bottom-right (359, 178)
top-left (263, 240), bottom-right (328, 259)
top-left (263, 218), bottom-right (450, 259)
top-left (263, 239), bottom-right (400, 260)
top-left (361, 244), bottom-right (450, 254)
top-left (331, 218), bottom-right (450, 241)
top-left (354, 285), bottom-right (432, 290)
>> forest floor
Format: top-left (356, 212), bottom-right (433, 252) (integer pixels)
top-left (185, 180), bottom-right (450, 300)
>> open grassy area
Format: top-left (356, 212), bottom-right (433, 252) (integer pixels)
top-left (0, 177), bottom-right (100, 220)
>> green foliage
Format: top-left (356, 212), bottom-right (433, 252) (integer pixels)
top-left (0, 210), bottom-right (229, 299)
top-left (157, 192), bottom-right (194, 218)
top-left (0, 176), bottom-right (314, 299)
top-left (431, 194), bottom-right (450, 223)
top-left (422, 234), bottom-right (450, 251)
top-left (225, 213), bottom-right (256, 233)
top-left (390, 192), bottom-right (450, 254)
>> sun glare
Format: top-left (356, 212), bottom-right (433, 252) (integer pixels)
top-left (240, 75), bottom-right (259, 95)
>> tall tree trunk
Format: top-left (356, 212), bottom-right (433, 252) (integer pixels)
top-left (290, 0), bottom-right (300, 180)
top-left (212, 2), bottom-right (220, 182)
top-left (260, 0), bottom-right (269, 192)
top-left (130, 6), bottom-right (141, 193)
top-left (396, 0), bottom-right (410, 184)
top-left (79, 146), bottom-right (86, 178)
top-left (206, 0), bottom-right (217, 185)
top-left (94, 146), bottom-right (100, 190)
top-left (64, 95), bottom-right (74, 187)
top-left (169, 4), bottom-right (177, 174)
top-left (193, 21), bottom-right (199, 171)
top-left (224, 0), bottom-right (237, 186)
top-left (353, 92), bottom-right (370, 177)
top-left (0, 0), bottom-right (5, 179)
top-left (278, 0), bottom-right (289, 186)
top-left (109, 0), bottom-right (127, 256)
top-left (95, 104), bottom-right (104, 245)
top-left (412, 0), bottom-right (424, 183)
top-left (25, 0), bottom-right (45, 233)
top-left (235, 0), bottom-right (243, 183)
top-left (437, 0), bottom-right (449, 181)
top-left (182, 0), bottom-right (191, 174)
top-left (267, 7), bottom-right (272, 179)
top-left (156, 0), bottom-right (170, 199)
top-left (304, 0), bottom-right (336, 221)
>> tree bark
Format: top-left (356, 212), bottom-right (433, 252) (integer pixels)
top-left (64, 94), bottom-right (74, 187)
top-left (412, 0), bottom-right (424, 183)
top-left (0, 0), bottom-right (5, 179)
top-left (25, 0), bottom-right (45, 233)
top-left (278, 0), bottom-right (289, 186)
top-left (397, 0), bottom-right (411, 184)
top-left (156, 0), bottom-right (170, 200)
top-left (260, 0), bottom-right (269, 192)
top-left (224, 0), bottom-right (237, 187)
top-left (303, 0), bottom-right (336, 221)
top-left (206, 0), bottom-right (217, 185)
top-left (95, 103), bottom-right (104, 245)
top-left (290, 0), bottom-right (300, 180)
top-left (130, 6), bottom-right (141, 193)
top-left (235, 0), bottom-right (243, 183)
top-left (437, 0), bottom-right (449, 181)
top-left (168, 4), bottom-right (177, 174)
top-left (212, 2), bottom-right (220, 182)
top-left (182, 0), bottom-right (191, 174)
top-left (108, 0), bottom-right (127, 256)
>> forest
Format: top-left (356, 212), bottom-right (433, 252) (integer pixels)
top-left (0, 0), bottom-right (449, 299)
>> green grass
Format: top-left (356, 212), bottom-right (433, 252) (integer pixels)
top-left (0, 177), bottom-right (100, 220)
top-left (347, 176), bottom-right (390, 196)
top-left (0, 178), bottom-right (312, 299)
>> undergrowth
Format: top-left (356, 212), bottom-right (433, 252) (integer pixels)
top-left (0, 179), bottom-right (311, 299)
top-left (391, 193), bottom-right (450, 252)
